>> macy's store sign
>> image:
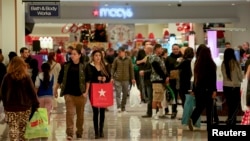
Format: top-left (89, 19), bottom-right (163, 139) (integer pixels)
top-left (93, 7), bottom-right (133, 19)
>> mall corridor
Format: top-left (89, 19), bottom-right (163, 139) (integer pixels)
top-left (0, 97), bottom-right (208, 141)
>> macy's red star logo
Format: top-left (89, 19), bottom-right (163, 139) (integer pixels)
top-left (93, 9), bottom-right (99, 17)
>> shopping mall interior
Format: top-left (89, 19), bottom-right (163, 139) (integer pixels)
top-left (0, 0), bottom-right (250, 140)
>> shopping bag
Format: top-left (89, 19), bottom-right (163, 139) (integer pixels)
top-left (24, 108), bottom-right (50, 139)
top-left (241, 78), bottom-right (249, 112)
top-left (90, 82), bottom-right (113, 108)
top-left (166, 85), bottom-right (176, 104)
top-left (0, 102), bottom-right (5, 124)
top-left (241, 110), bottom-right (250, 125)
top-left (181, 94), bottom-right (201, 127)
top-left (129, 84), bottom-right (141, 107)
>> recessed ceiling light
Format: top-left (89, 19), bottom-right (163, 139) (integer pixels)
top-left (231, 3), bottom-right (235, 6)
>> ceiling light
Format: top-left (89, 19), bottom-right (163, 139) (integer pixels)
top-left (231, 3), bottom-right (235, 6)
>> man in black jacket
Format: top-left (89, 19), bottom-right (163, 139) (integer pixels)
top-left (165, 44), bottom-right (182, 119)
top-left (136, 40), bottom-right (152, 102)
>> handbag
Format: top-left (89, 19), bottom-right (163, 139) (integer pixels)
top-left (24, 108), bottom-right (50, 139)
top-left (90, 82), bottom-right (113, 108)
top-left (241, 110), bottom-right (250, 125)
top-left (169, 70), bottom-right (179, 79)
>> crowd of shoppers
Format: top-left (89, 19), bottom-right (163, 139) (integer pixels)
top-left (0, 40), bottom-right (249, 140)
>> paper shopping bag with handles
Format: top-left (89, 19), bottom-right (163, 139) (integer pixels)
top-left (91, 82), bottom-right (114, 108)
top-left (24, 108), bottom-right (50, 139)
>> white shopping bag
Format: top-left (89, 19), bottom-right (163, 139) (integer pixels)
top-left (129, 84), bottom-right (141, 107)
top-left (55, 89), bottom-right (65, 104)
top-left (241, 78), bottom-right (249, 112)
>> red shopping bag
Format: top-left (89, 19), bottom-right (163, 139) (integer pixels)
top-left (90, 82), bottom-right (113, 108)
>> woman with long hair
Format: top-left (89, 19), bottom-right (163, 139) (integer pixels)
top-left (47, 52), bottom-right (61, 109)
top-left (0, 57), bottom-right (39, 141)
top-left (176, 47), bottom-right (194, 107)
top-left (35, 63), bottom-right (54, 124)
top-left (54, 48), bottom-right (87, 140)
top-left (189, 46), bottom-right (217, 131)
top-left (221, 48), bottom-right (243, 125)
top-left (85, 50), bottom-right (111, 139)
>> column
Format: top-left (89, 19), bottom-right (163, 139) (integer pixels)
top-left (193, 23), bottom-right (205, 45)
top-left (0, 0), bottom-right (25, 64)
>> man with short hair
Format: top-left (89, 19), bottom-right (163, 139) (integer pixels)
top-left (165, 44), bottom-right (182, 119)
top-left (20, 47), bottom-right (30, 62)
top-left (149, 44), bottom-right (169, 119)
top-left (136, 40), bottom-right (152, 102)
top-left (111, 47), bottom-right (135, 113)
top-left (225, 42), bottom-right (231, 48)
top-left (140, 45), bottom-right (154, 118)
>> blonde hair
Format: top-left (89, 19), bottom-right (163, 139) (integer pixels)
top-left (7, 56), bottom-right (28, 80)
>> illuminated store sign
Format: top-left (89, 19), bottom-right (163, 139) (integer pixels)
top-left (93, 8), bottom-right (133, 19)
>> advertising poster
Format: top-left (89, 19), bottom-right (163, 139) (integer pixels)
top-left (107, 24), bottom-right (135, 50)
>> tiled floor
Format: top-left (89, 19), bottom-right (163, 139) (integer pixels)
top-left (0, 96), bottom-right (212, 141)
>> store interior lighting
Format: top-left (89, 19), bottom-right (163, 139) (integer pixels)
top-left (209, 27), bottom-right (247, 32)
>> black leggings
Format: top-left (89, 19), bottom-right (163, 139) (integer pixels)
top-left (92, 106), bottom-right (105, 134)
top-left (223, 86), bottom-right (241, 125)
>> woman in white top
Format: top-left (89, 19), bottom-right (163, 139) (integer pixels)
top-left (47, 52), bottom-right (61, 108)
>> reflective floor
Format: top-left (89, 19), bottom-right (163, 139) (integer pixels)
top-left (0, 96), bottom-right (213, 141)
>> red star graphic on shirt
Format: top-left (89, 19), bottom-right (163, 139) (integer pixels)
top-left (93, 9), bottom-right (99, 17)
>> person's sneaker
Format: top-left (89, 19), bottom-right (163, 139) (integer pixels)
top-left (188, 119), bottom-right (194, 131)
top-left (67, 136), bottom-right (73, 140)
top-left (117, 108), bottom-right (121, 113)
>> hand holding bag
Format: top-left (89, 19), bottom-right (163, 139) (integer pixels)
top-left (24, 108), bottom-right (50, 139)
top-left (90, 82), bottom-right (113, 108)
